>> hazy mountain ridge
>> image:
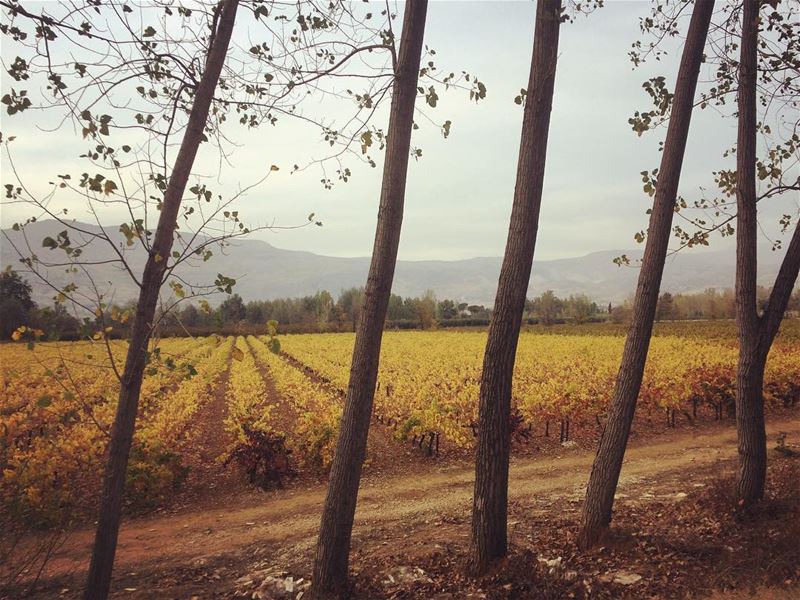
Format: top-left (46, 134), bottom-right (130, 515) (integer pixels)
top-left (0, 220), bottom-right (787, 306)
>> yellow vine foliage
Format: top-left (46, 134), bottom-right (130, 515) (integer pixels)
top-left (1, 336), bottom-right (232, 523)
top-left (281, 328), bottom-right (799, 448)
top-left (2, 323), bottom-right (797, 525)
top-left (249, 335), bottom-right (341, 470)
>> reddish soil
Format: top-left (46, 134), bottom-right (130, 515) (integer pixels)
top-left (7, 415), bottom-right (800, 599)
top-left (169, 354), bottom-right (250, 510)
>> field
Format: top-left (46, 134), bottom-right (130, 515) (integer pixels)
top-left (2, 321), bottom-right (799, 531)
top-left (0, 322), bottom-right (800, 523)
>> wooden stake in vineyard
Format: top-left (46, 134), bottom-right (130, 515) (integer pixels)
top-left (577, 0), bottom-right (715, 550)
top-left (733, 0), bottom-right (800, 506)
top-left (470, 0), bottom-right (562, 571)
top-left (84, 1), bottom-right (240, 597)
top-left (310, 1), bottom-right (429, 596)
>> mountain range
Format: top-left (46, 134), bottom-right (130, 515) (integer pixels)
top-left (0, 220), bottom-right (789, 306)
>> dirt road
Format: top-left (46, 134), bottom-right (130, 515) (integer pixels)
top-left (28, 415), bottom-right (799, 594)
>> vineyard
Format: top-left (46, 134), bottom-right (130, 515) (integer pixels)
top-left (279, 325), bottom-right (800, 450)
top-left (2, 322), bottom-right (799, 531)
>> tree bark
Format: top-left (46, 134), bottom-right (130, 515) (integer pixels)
top-left (469, 0), bottom-right (561, 572)
top-left (577, 0), bottom-right (714, 551)
top-left (734, 0), bottom-right (765, 506)
top-left (735, 344), bottom-right (768, 503)
top-left (309, 2), bottom-right (428, 597)
top-left (738, 216), bottom-right (800, 498)
top-left (762, 221), bottom-right (800, 348)
top-left (732, 0), bottom-right (800, 505)
top-left (84, 2), bottom-right (239, 598)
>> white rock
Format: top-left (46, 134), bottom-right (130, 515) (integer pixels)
top-left (538, 556), bottom-right (563, 572)
top-left (613, 571), bottom-right (642, 585)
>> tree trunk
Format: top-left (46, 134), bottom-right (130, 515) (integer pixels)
top-left (731, 0), bottom-right (800, 505)
top-left (469, 0), bottom-right (561, 572)
top-left (309, 2), bottom-right (427, 597)
top-left (735, 215), bottom-right (800, 501)
top-left (733, 0), bottom-right (765, 506)
top-left (84, 2), bottom-right (239, 598)
top-left (577, 0), bottom-right (714, 551)
top-left (735, 344), bottom-right (767, 502)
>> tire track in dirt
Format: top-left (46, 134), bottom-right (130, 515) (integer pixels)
top-left (35, 416), bottom-right (800, 584)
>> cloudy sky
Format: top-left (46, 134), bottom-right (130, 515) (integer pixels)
top-left (1, 1), bottom-right (797, 262)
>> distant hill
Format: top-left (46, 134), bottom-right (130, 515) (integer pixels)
top-left (0, 219), bottom-right (789, 306)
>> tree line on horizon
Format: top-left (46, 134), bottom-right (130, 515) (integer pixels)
top-left (170, 286), bottom-right (800, 330)
top-left (8, 265), bottom-right (796, 340)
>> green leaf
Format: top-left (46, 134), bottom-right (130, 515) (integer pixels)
top-left (425, 86), bottom-right (439, 108)
top-left (184, 364), bottom-right (198, 379)
top-left (169, 281), bottom-right (186, 298)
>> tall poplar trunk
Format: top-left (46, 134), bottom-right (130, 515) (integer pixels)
top-left (577, 0), bottom-right (714, 551)
top-left (469, 0), bottom-right (561, 571)
top-left (733, 0), bottom-right (766, 506)
top-left (84, 2), bottom-right (239, 598)
top-left (733, 0), bottom-right (800, 506)
top-left (309, 2), bottom-right (428, 596)
top-left (735, 210), bottom-right (800, 506)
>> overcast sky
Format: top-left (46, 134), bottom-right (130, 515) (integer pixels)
top-left (1, 1), bottom-right (797, 262)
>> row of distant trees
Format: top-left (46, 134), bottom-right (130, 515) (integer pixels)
top-left (170, 288), bottom-right (482, 331)
top-left (631, 287), bottom-right (800, 324)
top-left (7, 266), bottom-right (796, 340)
top-left (101, 287), bottom-right (800, 332)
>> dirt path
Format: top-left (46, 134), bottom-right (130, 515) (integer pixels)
top-left (246, 337), bottom-right (303, 446)
top-left (169, 351), bottom-right (254, 511)
top-left (30, 415), bottom-right (800, 592)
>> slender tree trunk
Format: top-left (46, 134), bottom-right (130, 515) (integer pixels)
top-left (469, 0), bottom-right (561, 572)
top-left (577, 0), bottom-right (714, 551)
top-left (733, 0), bottom-right (766, 506)
top-left (734, 218), bottom-right (800, 507)
top-left (84, 2), bottom-right (239, 598)
top-left (735, 344), bottom-right (768, 502)
top-left (731, 0), bottom-right (800, 505)
top-left (309, 2), bottom-right (428, 597)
